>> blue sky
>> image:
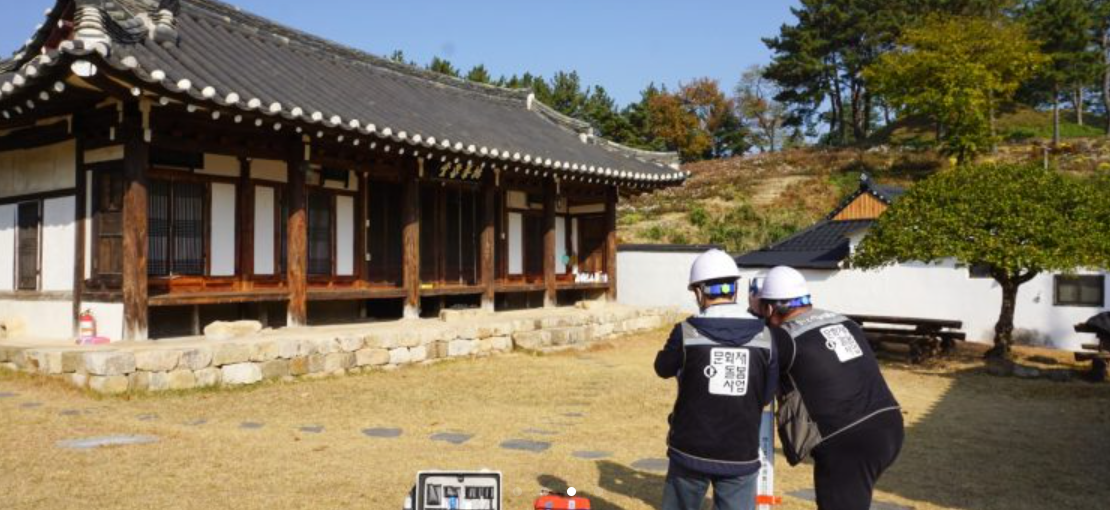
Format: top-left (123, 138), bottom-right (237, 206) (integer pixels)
top-left (0, 1), bottom-right (799, 107)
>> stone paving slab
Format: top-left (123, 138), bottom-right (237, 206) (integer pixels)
top-left (239, 421), bottom-right (264, 429)
top-left (184, 419), bottom-right (207, 426)
top-left (522, 428), bottom-right (559, 436)
top-left (362, 427), bottom-right (403, 438)
top-left (57, 435), bottom-right (159, 450)
top-left (500, 439), bottom-right (551, 453)
top-left (0, 391), bottom-right (17, 398)
top-left (630, 458), bottom-right (669, 472)
top-left (20, 402), bottom-right (42, 409)
top-left (299, 426), bottom-right (324, 434)
top-left (430, 432), bottom-right (473, 445)
top-left (571, 450), bottom-right (612, 459)
top-left (137, 414), bottom-right (158, 421)
top-left (59, 409), bottom-right (80, 416)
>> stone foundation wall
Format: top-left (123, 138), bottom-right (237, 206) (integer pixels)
top-left (0, 305), bottom-right (681, 394)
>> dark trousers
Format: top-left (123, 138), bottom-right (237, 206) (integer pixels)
top-left (662, 461), bottom-right (758, 510)
top-left (812, 410), bottom-right (904, 510)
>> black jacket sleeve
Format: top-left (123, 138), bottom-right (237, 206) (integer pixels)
top-left (762, 331), bottom-right (779, 406)
top-left (771, 327), bottom-right (794, 396)
top-left (654, 324), bottom-right (684, 378)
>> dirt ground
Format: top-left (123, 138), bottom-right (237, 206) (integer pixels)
top-left (1, 329), bottom-right (1108, 510)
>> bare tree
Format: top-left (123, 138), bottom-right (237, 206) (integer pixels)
top-left (736, 65), bottom-right (787, 153)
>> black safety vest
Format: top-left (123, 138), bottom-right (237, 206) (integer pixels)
top-left (667, 320), bottom-right (774, 476)
top-left (775, 309), bottom-right (900, 440)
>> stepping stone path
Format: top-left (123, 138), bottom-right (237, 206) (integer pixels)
top-left (430, 432), bottom-right (473, 445)
top-left (59, 410), bottom-right (80, 416)
top-left (630, 458), bottom-right (669, 472)
top-left (572, 450), bottom-right (612, 460)
top-left (500, 439), bottom-right (551, 453)
top-left (20, 402), bottom-right (42, 409)
top-left (299, 426), bottom-right (324, 434)
top-left (184, 419), bottom-right (207, 426)
top-left (362, 427), bottom-right (402, 438)
top-left (137, 414), bottom-right (159, 421)
top-left (522, 428), bottom-right (559, 436)
top-left (0, 392), bottom-right (17, 398)
top-left (240, 421), bottom-right (265, 430)
top-left (57, 435), bottom-right (159, 450)
top-left (788, 489), bottom-right (816, 502)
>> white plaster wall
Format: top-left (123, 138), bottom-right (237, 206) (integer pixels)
top-left (209, 183), bottom-right (236, 276)
top-left (619, 249), bottom-right (1108, 350)
top-left (0, 204), bottom-right (14, 291)
top-left (41, 196), bottom-right (74, 291)
top-left (253, 186), bottom-right (276, 275)
top-left (80, 301), bottom-right (124, 342)
top-left (0, 141), bottom-right (76, 199)
top-left (508, 212), bottom-right (523, 275)
top-left (0, 300), bottom-right (72, 339)
top-left (336, 194), bottom-right (355, 276)
top-left (617, 250), bottom-right (703, 314)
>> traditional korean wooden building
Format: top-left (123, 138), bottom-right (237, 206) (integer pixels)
top-left (0, 0), bottom-right (685, 341)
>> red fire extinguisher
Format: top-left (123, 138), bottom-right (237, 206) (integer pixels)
top-left (78, 309), bottom-right (97, 340)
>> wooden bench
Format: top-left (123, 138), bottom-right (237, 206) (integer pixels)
top-left (847, 314), bottom-right (966, 363)
top-left (1073, 323), bottom-right (1109, 381)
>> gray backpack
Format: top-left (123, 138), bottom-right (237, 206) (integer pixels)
top-left (777, 374), bottom-right (822, 466)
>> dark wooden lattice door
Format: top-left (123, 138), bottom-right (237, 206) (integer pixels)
top-left (16, 201), bottom-right (40, 290)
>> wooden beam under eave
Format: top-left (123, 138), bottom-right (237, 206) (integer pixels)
top-left (121, 102), bottom-right (150, 341)
top-left (605, 186), bottom-right (618, 301)
top-left (543, 179), bottom-right (557, 308)
top-left (286, 143), bottom-right (309, 327)
top-left (401, 161), bottom-right (421, 319)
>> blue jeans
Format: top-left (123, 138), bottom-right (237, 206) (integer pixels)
top-left (662, 461), bottom-right (758, 510)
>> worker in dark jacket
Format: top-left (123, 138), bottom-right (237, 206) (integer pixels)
top-left (655, 249), bottom-right (776, 510)
top-left (755, 266), bottom-right (903, 510)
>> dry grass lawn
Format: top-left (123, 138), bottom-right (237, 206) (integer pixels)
top-left (1, 329), bottom-right (1108, 509)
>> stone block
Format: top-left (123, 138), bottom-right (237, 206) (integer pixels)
top-left (68, 372), bottom-right (88, 389)
top-left (249, 340), bottom-right (280, 362)
top-left (178, 347), bottom-right (213, 370)
top-left (307, 354), bottom-right (327, 374)
top-left (221, 363), bottom-right (262, 386)
top-left (440, 308), bottom-right (486, 322)
top-left (212, 343), bottom-right (252, 366)
top-left (167, 369), bottom-right (196, 391)
top-left (478, 339), bottom-right (495, 353)
top-left (397, 330), bottom-right (422, 348)
top-left (355, 348), bottom-right (390, 367)
top-left (513, 330), bottom-right (551, 351)
top-left (513, 319), bottom-right (537, 333)
top-left (26, 350), bottom-right (64, 374)
top-left (312, 338), bottom-right (341, 355)
top-left (587, 323), bottom-right (615, 339)
top-left (83, 351), bottom-right (136, 376)
top-left (419, 327), bottom-right (449, 345)
top-left (550, 327), bottom-right (588, 346)
top-left (62, 351), bottom-right (84, 373)
top-left (389, 347), bottom-right (412, 365)
top-left (89, 375), bottom-right (129, 394)
top-left (363, 330), bottom-right (400, 350)
top-left (477, 322), bottom-right (515, 338)
top-left (454, 324), bottom-right (480, 341)
top-left (134, 349), bottom-right (181, 372)
top-left (448, 339), bottom-right (474, 357)
top-left (195, 367), bottom-right (220, 388)
top-left (149, 371), bottom-right (170, 392)
top-left (323, 352), bottom-right (355, 372)
top-left (0, 362), bottom-right (17, 372)
top-left (260, 359), bottom-right (290, 380)
top-left (490, 336), bottom-right (513, 352)
top-left (289, 357), bottom-right (309, 376)
top-left (129, 371), bottom-right (151, 392)
top-left (203, 320), bottom-right (262, 341)
top-left (576, 300), bottom-right (606, 310)
top-left (409, 345), bottom-right (428, 363)
top-left (336, 335), bottom-right (364, 352)
top-left (276, 338), bottom-right (301, 359)
top-left (427, 341), bottom-right (448, 359)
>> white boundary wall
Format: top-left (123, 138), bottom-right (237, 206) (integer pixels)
top-left (619, 245), bottom-right (1109, 351)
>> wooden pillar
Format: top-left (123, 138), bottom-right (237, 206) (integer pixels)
top-left (72, 116), bottom-right (86, 336)
top-left (543, 179), bottom-right (557, 307)
top-left (286, 141), bottom-right (309, 327)
top-left (480, 181), bottom-right (496, 312)
top-left (401, 161), bottom-right (421, 318)
top-left (356, 172), bottom-right (368, 283)
top-left (237, 157), bottom-right (253, 287)
top-left (121, 102), bottom-right (150, 341)
top-left (605, 185), bottom-right (618, 301)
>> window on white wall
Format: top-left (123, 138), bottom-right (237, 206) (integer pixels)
top-left (16, 201), bottom-right (40, 291)
top-left (1055, 275), bottom-right (1105, 307)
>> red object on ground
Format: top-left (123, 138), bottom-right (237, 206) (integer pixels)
top-left (533, 494), bottom-right (592, 510)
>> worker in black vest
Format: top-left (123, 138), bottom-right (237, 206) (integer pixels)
top-left (754, 266), bottom-right (903, 510)
top-left (654, 249), bottom-right (776, 510)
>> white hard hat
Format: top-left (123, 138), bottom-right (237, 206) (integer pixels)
top-left (759, 266), bottom-right (809, 300)
top-left (688, 249), bottom-right (742, 289)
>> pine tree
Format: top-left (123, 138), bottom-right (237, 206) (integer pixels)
top-left (465, 65), bottom-right (491, 84)
top-left (1023, 0), bottom-right (1100, 145)
top-left (427, 57), bottom-right (460, 78)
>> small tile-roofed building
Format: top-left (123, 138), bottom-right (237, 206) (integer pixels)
top-left (0, 0), bottom-right (686, 341)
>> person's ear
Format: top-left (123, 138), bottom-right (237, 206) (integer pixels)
top-left (693, 287), bottom-right (703, 305)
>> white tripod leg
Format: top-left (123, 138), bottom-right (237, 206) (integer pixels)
top-left (756, 407), bottom-right (777, 509)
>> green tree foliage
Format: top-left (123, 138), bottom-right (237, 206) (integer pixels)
top-left (465, 65), bottom-right (491, 84)
top-left (865, 16), bottom-right (1044, 163)
top-left (1022, 0), bottom-right (1101, 144)
top-left (853, 163), bottom-right (1110, 355)
top-left (427, 57), bottom-right (459, 78)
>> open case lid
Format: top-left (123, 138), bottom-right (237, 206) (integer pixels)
top-left (413, 470), bottom-right (502, 510)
